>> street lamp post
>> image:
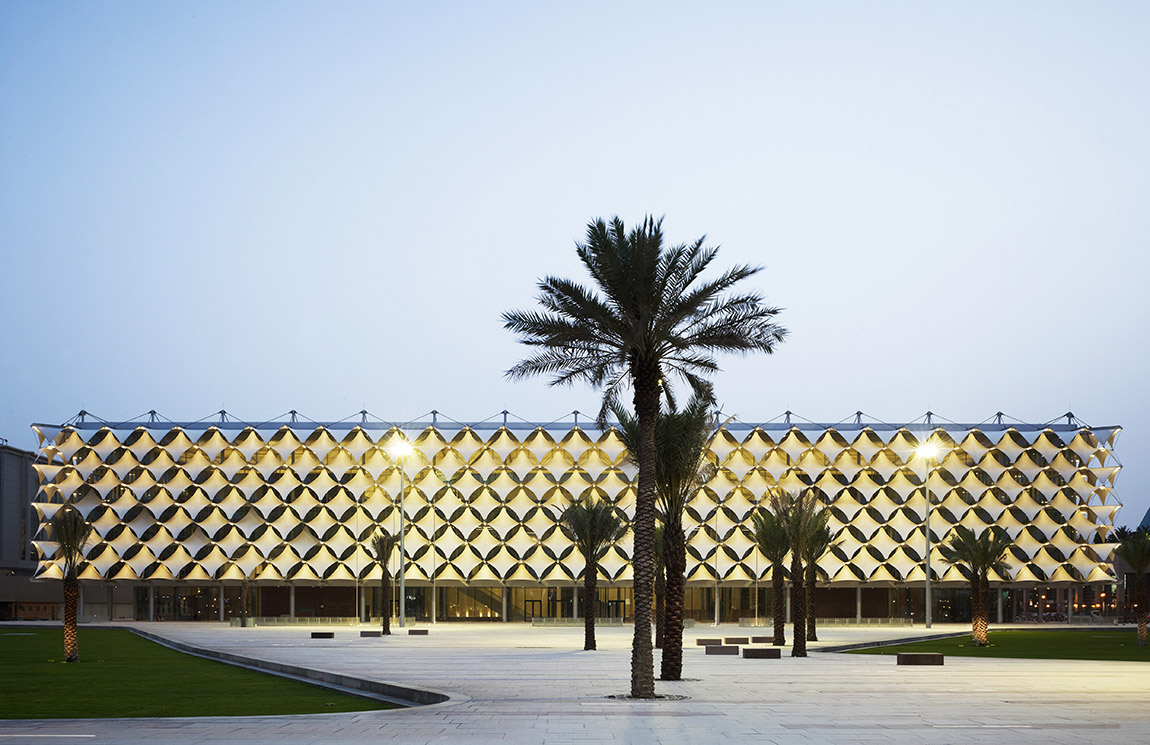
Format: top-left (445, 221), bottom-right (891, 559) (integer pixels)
top-left (355, 492), bottom-right (361, 624)
top-left (390, 437), bottom-right (413, 629)
top-left (915, 441), bottom-right (940, 629)
top-left (713, 493), bottom-right (723, 627)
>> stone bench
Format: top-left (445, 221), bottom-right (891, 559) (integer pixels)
top-left (704, 645), bottom-right (740, 655)
top-left (359, 630), bottom-right (382, 637)
top-left (743, 647), bottom-right (781, 659)
top-left (696, 638), bottom-right (723, 646)
top-left (750, 636), bottom-right (773, 644)
top-left (897, 652), bottom-right (944, 666)
top-left (724, 637), bottom-right (749, 645)
top-left (408, 629), bottom-right (429, 636)
top-left (310, 631), bottom-right (334, 639)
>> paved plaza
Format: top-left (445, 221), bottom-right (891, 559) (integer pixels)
top-left (2, 621), bottom-right (1147, 744)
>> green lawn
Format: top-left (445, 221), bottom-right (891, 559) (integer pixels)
top-left (0, 629), bottom-right (394, 718)
top-left (849, 629), bottom-right (1150, 662)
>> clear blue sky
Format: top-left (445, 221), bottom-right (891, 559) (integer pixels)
top-left (1, 2), bottom-right (1147, 525)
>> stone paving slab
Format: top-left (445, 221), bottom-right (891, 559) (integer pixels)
top-left (1, 621), bottom-right (1147, 744)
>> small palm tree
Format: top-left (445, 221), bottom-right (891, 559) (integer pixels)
top-left (939, 525), bottom-right (1012, 646)
top-left (369, 530), bottom-right (400, 635)
top-left (561, 496), bottom-right (627, 651)
top-left (752, 507), bottom-right (789, 646)
top-left (52, 505), bottom-right (91, 663)
top-left (616, 395), bottom-right (716, 680)
top-left (505, 216), bottom-right (787, 697)
top-left (803, 519), bottom-right (836, 642)
top-left (1114, 528), bottom-right (1150, 646)
top-left (769, 489), bottom-right (823, 657)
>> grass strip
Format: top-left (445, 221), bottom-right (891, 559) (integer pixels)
top-left (0, 628), bottom-right (394, 718)
top-left (847, 629), bottom-right (1150, 662)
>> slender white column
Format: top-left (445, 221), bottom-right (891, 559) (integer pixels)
top-left (289, 585), bottom-right (296, 617)
top-left (856, 587), bottom-right (862, 622)
top-left (148, 586), bottom-right (155, 622)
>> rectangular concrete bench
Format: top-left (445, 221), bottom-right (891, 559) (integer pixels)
top-left (310, 631), bottom-right (334, 639)
top-left (408, 629), bottom-right (429, 636)
top-left (359, 630), bottom-right (382, 637)
top-left (750, 636), bottom-right (772, 644)
top-left (696, 638), bottom-right (723, 646)
top-left (743, 647), bottom-right (781, 659)
top-left (705, 645), bottom-right (740, 655)
top-left (897, 652), bottom-right (944, 666)
top-left (724, 637), bottom-right (749, 645)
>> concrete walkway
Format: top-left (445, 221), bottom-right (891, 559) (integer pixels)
top-left (2, 621), bottom-right (1147, 744)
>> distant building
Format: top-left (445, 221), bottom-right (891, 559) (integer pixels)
top-left (25, 411), bottom-right (1126, 623)
top-left (1, 440), bottom-right (64, 620)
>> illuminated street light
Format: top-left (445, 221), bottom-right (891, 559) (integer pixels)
top-left (915, 441), bottom-right (941, 628)
top-left (390, 437), bottom-right (413, 628)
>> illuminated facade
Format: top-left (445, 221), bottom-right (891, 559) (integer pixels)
top-left (29, 412), bottom-right (1123, 622)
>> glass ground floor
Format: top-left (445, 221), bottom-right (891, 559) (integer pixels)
top-left (68, 582), bottom-right (1129, 624)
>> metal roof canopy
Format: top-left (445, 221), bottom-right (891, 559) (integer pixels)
top-left (34, 409), bottom-right (1119, 435)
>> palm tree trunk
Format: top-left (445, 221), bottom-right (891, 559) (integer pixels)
top-left (630, 367), bottom-right (659, 698)
top-left (971, 576), bottom-right (989, 645)
top-left (584, 559), bottom-right (598, 650)
top-left (1136, 578), bottom-right (1147, 647)
top-left (63, 571), bottom-right (79, 663)
top-left (790, 553), bottom-right (807, 657)
top-left (771, 562), bottom-right (786, 646)
top-left (661, 524), bottom-right (686, 680)
top-left (654, 567), bottom-right (665, 649)
top-left (805, 562), bottom-right (817, 641)
top-left (381, 574), bottom-right (392, 635)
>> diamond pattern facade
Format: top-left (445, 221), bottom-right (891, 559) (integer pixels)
top-left (29, 419), bottom-right (1122, 589)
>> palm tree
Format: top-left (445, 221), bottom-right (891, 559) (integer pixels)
top-left (561, 496), bottom-right (627, 651)
top-left (752, 507), bottom-right (789, 646)
top-left (770, 489), bottom-right (823, 657)
top-left (1114, 528), bottom-right (1150, 646)
top-left (803, 518), bottom-right (835, 642)
top-left (369, 530), bottom-right (400, 635)
top-left (52, 505), bottom-right (91, 663)
top-left (939, 525), bottom-right (1012, 646)
top-left (615, 395), bottom-right (717, 681)
top-left (504, 216), bottom-right (787, 696)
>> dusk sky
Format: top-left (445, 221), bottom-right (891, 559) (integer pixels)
top-left (2, 2), bottom-right (1147, 524)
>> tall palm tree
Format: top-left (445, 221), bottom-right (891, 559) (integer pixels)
top-left (939, 525), bottom-right (1012, 646)
top-left (770, 488), bottom-right (823, 657)
top-left (803, 518), bottom-right (836, 642)
top-left (752, 507), bottom-right (789, 646)
top-left (1114, 528), bottom-right (1150, 646)
top-left (504, 216), bottom-right (787, 696)
top-left (369, 530), bottom-right (399, 635)
top-left (52, 505), bottom-right (91, 663)
top-left (561, 496), bottom-right (627, 651)
top-left (615, 395), bottom-right (717, 681)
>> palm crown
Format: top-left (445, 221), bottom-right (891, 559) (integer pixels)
top-left (614, 395), bottom-right (716, 520)
top-left (561, 497), bottom-right (627, 560)
top-left (503, 216), bottom-right (787, 423)
top-left (939, 525), bottom-right (1013, 579)
top-left (752, 508), bottom-right (790, 565)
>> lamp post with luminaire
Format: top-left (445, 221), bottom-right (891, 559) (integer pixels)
top-left (915, 441), bottom-right (940, 628)
top-left (390, 437), bottom-right (413, 628)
